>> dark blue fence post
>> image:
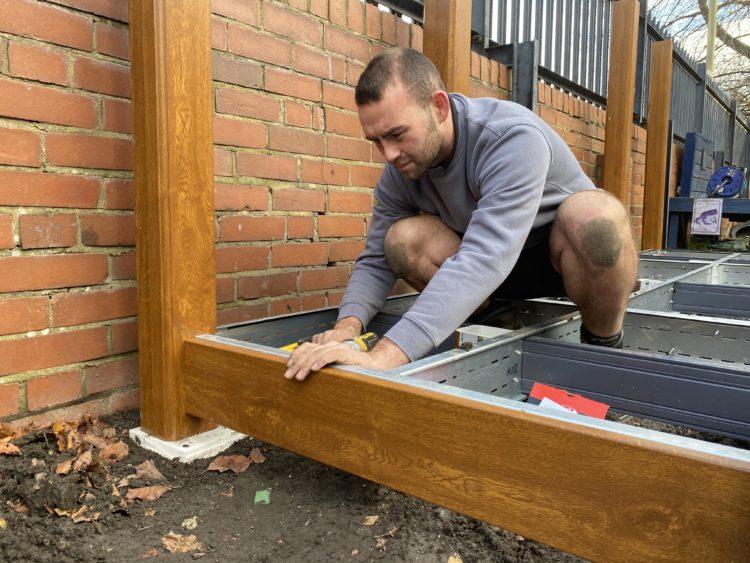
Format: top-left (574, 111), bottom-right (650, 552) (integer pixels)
top-left (695, 63), bottom-right (707, 135)
top-left (728, 99), bottom-right (737, 166)
top-left (633, 0), bottom-right (648, 123)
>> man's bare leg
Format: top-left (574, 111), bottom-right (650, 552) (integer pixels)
top-left (549, 190), bottom-right (638, 342)
top-left (383, 214), bottom-right (460, 290)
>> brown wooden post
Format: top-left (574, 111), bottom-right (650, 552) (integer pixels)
top-left (642, 40), bottom-right (673, 250)
top-left (423, 0), bottom-right (472, 95)
top-left (130, 0), bottom-right (216, 440)
top-left (603, 0), bottom-right (640, 205)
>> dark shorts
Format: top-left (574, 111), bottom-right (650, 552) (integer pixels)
top-left (489, 224), bottom-right (567, 299)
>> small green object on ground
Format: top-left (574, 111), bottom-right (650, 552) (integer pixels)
top-left (254, 489), bottom-right (271, 504)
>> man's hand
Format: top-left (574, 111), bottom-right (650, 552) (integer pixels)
top-left (284, 337), bottom-right (409, 381)
top-left (310, 316), bottom-right (362, 345)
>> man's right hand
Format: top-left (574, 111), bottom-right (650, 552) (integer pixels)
top-left (311, 316), bottom-right (363, 344)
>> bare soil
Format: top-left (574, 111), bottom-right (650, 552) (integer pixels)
top-left (0, 409), bottom-right (746, 562)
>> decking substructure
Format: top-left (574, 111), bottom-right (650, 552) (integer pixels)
top-left (181, 251), bottom-right (750, 562)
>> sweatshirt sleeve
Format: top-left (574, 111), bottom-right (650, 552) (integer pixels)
top-left (384, 124), bottom-right (552, 361)
top-left (337, 165), bottom-right (418, 329)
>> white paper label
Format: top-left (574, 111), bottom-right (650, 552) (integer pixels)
top-left (539, 397), bottom-right (578, 414)
top-left (690, 198), bottom-right (723, 236)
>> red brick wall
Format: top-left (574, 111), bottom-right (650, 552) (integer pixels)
top-left (0, 0), bottom-right (656, 425)
top-left (0, 0), bottom-right (137, 426)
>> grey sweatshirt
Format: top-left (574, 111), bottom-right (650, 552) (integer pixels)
top-left (337, 94), bottom-right (596, 361)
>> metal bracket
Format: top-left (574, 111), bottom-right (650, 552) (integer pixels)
top-left (484, 40), bottom-right (538, 111)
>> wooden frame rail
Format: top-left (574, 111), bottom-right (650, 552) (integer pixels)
top-left (184, 336), bottom-right (750, 563)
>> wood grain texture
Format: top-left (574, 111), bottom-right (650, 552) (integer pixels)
top-left (423, 0), bottom-right (471, 95)
top-left (642, 40), bottom-right (673, 251)
top-left (131, 0), bottom-right (216, 440)
top-left (184, 337), bottom-right (750, 562)
top-left (603, 0), bottom-right (640, 207)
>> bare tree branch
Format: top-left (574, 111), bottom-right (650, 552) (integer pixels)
top-left (698, 0), bottom-right (750, 58)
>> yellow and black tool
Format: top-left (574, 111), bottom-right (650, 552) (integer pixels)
top-left (281, 332), bottom-right (379, 352)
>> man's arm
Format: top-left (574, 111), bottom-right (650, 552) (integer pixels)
top-left (313, 166), bottom-right (417, 344)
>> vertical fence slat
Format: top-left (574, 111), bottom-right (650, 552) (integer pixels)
top-left (580, 0), bottom-right (590, 90)
top-left (562, 0), bottom-right (571, 79)
top-left (571, 0), bottom-right (581, 86)
top-left (523, 0), bottom-right (532, 41)
top-left (554, 0), bottom-right (563, 73)
top-left (601, 0), bottom-right (610, 95)
top-left (535, 0), bottom-right (544, 41)
top-left (497, 0), bottom-right (506, 44)
top-left (511, 0), bottom-right (520, 43)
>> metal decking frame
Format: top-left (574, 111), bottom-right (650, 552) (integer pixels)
top-left (128, 3), bottom-right (750, 560)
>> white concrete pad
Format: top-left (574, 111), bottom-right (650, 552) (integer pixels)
top-left (129, 426), bottom-right (247, 463)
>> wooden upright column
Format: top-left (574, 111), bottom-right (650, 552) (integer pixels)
top-left (603, 0), bottom-right (640, 206)
top-left (642, 40), bottom-right (673, 250)
top-left (423, 0), bottom-right (472, 95)
top-left (130, 0), bottom-right (216, 440)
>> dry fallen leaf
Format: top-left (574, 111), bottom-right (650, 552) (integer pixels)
top-left (448, 556), bottom-right (463, 563)
top-left (136, 460), bottom-right (167, 483)
top-left (111, 483), bottom-right (121, 497)
top-left (144, 508), bottom-right (156, 517)
top-left (7, 500), bottom-right (28, 514)
top-left (351, 548), bottom-right (359, 556)
top-left (70, 505), bottom-right (101, 523)
top-left (141, 547), bottom-right (159, 559)
top-left (161, 532), bottom-right (205, 554)
top-left (206, 455), bottom-right (251, 474)
top-left (0, 441), bottom-right (21, 456)
top-left (0, 422), bottom-right (16, 440)
top-left (83, 432), bottom-right (108, 450)
top-left (363, 515), bottom-right (379, 526)
top-left (126, 485), bottom-right (171, 502)
top-left (73, 450), bottom-right (92, 472)
top-left (100, 440), bottom-right (129, 463)
top-left (181, 516), bottom-right (198, 530)
top-left (249, 447), bottom-right (266, 464)
top-left (56, 458), bottom-right (74, 475)
top-left (375, 537), bottom-right (387, 550)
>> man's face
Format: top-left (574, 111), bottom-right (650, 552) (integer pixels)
top-left (358, 80), bottom-right (444, 180)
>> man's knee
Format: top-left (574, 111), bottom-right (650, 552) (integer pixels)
top-left (384, 215), bottom-right (460, 282)
top-left (552, 190), bottom-right (632, 270)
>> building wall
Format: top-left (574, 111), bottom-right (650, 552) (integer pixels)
top-left (0, 0), bottom-right (655, 426)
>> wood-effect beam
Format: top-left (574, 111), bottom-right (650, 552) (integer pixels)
top-left (184, 336), bottom-right (750, 562)
top-left (130, 0), bottom-right (216, 440)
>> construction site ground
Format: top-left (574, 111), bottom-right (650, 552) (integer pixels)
top-left (1, 409), bottom-right (746, 562)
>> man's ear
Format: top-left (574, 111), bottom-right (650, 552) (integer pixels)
top-left (431, 91), bottom-right (451, 123)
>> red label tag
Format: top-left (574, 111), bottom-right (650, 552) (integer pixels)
top-left (529, 383), bottom-right (609, 419)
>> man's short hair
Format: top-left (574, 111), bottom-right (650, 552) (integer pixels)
top-left (355, 48), bottom-right (446, 106)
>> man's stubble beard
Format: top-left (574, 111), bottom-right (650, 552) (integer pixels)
top-left (406, 113), bottom-right (443, 180)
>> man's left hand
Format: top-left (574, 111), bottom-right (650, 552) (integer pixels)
top-left (284, 337), bottom-right (409, 381)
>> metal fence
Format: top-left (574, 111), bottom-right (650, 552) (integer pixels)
top-left (377, 0), bottom-right (750, 168)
